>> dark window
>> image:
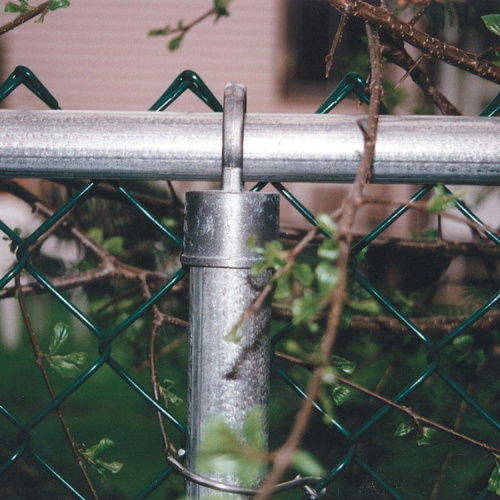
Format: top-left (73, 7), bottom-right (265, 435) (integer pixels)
top-left (285, 0), bottom-right (366, 92)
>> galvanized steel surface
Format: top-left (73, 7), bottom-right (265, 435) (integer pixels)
top-left (0, 110), bottom-right (499, 184)
top-left (187, 267), bottom-right (272, 498)
top-left (182, 191), bottom-right (279, 268)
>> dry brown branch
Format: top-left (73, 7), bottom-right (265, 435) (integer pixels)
top-left (274, 351), bottom-right (500, 456)
top-left (0, 2), bottom-right (49, 36)
top-left (272, 308), bottom-right (500, 338)
top-left (409, 0), bottom-right (433, 26)
top-left (281, 227), bottom-right (500, 260)
top-left (381, 40), bottom-right (461, 115)
top-left (15, 273), bottom-right (99, 500)
top-left (430, 361), bottom-right (486, 500)
top-left (255, 23), bottom-right (384, 500)
top-left (143, 279), bottom-right (173, 459)
top-left (134, 332), bottom-right (188, 373)
top-left (328, 0), bottom-right (500, 84)
top-left (325, 11), bottom-right (350, 78)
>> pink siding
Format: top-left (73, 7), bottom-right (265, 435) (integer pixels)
top-left (0, 0), bottom-right (313, 112)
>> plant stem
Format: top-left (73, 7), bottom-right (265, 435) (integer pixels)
top-left (0, 1), bottom-right (49, 36)
top-left (15, 273), bottom-right (99, 500)
top-left (274, 352), bottom-right (500, 456)
top-left (255, 22), bottom-right (383, 500)
top-left (328, 0), bottom-right (500, 84)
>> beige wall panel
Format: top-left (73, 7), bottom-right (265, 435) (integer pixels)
top-left (0, 1), bottom-right (304, 112)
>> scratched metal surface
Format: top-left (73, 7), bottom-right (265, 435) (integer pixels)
top-left (187, 266), bottom-right (271, 499)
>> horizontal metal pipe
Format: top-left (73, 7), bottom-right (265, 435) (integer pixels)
top-left (0, 110), bottom-right (498, 185)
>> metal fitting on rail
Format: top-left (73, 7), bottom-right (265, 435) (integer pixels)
top-left (182, 83), bottom-right (279, 498)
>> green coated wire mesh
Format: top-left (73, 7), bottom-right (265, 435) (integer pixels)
top-left (0, 65), bottom-right (499, 499)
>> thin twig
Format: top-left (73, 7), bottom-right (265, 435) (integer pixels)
top-left (430, 361), bottom-right (487, 499)
top-left (149, 7), bottom-right (217, 39)
top-left (134, 332), bottom-right (188, 373)
top-left (394, 53), bottom-right (425, 87)
top-left (381, 40), bottom-right (461, 115)
top-left (0, 2), bottom-right (49, 36)
top-left (274, 351), bottom-right (500, 456)
top-left (141, 278), bottom-right (178, 458)
top-left (325, 12), bottom-right (349, 79)
top-left (363, 197), bottom-right (498, 236)
top-left (272, 306), bottom-right (500, 338)
top-left (409, 0), bottom-right (433, 26)
top-left (255, 23), bottom-right (384, 500)
top-left (328, 0), bottom-right (500, 85)
top-left (15, 273), bottom-right (99, 500)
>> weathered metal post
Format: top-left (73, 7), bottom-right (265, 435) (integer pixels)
top-left (182, 83), bottom-right (280, 498)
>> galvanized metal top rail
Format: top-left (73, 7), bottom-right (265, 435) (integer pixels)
top-left (0, 110), bottom-right (498, 185)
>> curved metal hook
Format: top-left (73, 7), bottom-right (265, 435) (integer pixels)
top-left (222, 82), bottom-right (246, 192)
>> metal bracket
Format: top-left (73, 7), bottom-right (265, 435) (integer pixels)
top-left (222, 82), bottom-right (246, 192)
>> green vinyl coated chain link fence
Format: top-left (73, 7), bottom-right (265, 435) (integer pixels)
top-left (0, 65), bottom-right (499, 499)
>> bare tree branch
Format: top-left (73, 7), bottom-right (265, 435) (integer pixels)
top-left (255, 23), bottom-right (384, 500)
top-left (15, 273), bottom-right (99, 500)
top-left (0, 2), bottom-right (50, 36)
top-left (328, 0), bottom-right (500, 84)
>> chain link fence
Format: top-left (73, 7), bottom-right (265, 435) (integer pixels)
top-left (0, 65), bottom-right (499, 499)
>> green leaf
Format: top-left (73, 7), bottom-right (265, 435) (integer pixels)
top-left (332, 355), bottom-right (356, 375)
top-left (263, 240), bottom-right (287, 270)
top-left (394, 422), bottom-right (415, 437)
top-left (87, 227), bottom-right (104, 244)
top-left (318, 238), bottom-right (339, 262)
top-left (283, 339), bottom-right (306, 358)
top-left (48, 322), bottom-right (70, 355)
top-left (48, 351), bottom-right (86, 378)
top-left (246, 235), bottom-right (258, 252)
top-left (159, 379), bottom-right (183, 407)
top-left (95, 458), bottom-right (123, 474)
top-left (315, 212), bottom-right (337, 236)
top-left (340, 309), bottom-right (352, 329)
top-left (4, 2), bottom-right (24, 13)
top-left (103, 235), bottom-right (124, 255)
top-left (291, 290), bottom-right (321, 326)
top-left (411, 227), bottom-right (439, 240)
top-left (465, 349), bottom-right (486, 367)
top-left (214, 0), bottom-right (231, 19)
top-left (198, 409), bottom-right (267, 488)
top-left (250, 259), bottom-right (269, 277)
top-left (452, 334), bottom-right (474, 352)
top-left (80, 438), bottom-right (123, 481)
top-left (292, 262), bottom-right (314, 287)
top-left (48, 0), bottom-right (69, 11)
top-left (274, 274), bottom-right (292, 301)
top-left (61, 351), bottom-right (87, 365)
top-left (200, 417), bottom-right (241, 456)
top-left (214, 0), bottom-right (232, 9)
top-left (242, 406), bottom-right (265, 451)
top-left (315, 261), bottom-right (339, 297)
top-left (349, 298), bottom-right (382, 316)
top-left (168, 34), bottom-right (184, 51)
top-left (426, 184), bottom-right (464, 214)
top-left (482, 14), bottom-right (500, 37)
top-left (321, 366), bottom-right (337, 385)
top-left (417, 426), bottom-right (436, 446)
top-left (488, 464), bottom-right (500, 495)
top-left (331, 384), bottom-right (351, 406)
top-left (85, 438), bottom-right (115, 460)
top-left (292, 449), bottom-right (325, 477)
top-left (161, 216), bottom-right (178, 228)
top-left (225, 317), bottom-right (243, 343)
top-left (148, 25), bottom-right (171, 37)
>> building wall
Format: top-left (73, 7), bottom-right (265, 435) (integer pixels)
top-left (1, 1), bottom-right (495, 235)
top-left (0, 0), bottom-right (331, 113)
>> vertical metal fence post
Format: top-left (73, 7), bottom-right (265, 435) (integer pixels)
top-left (182, 84), bottom-right (280, 498)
